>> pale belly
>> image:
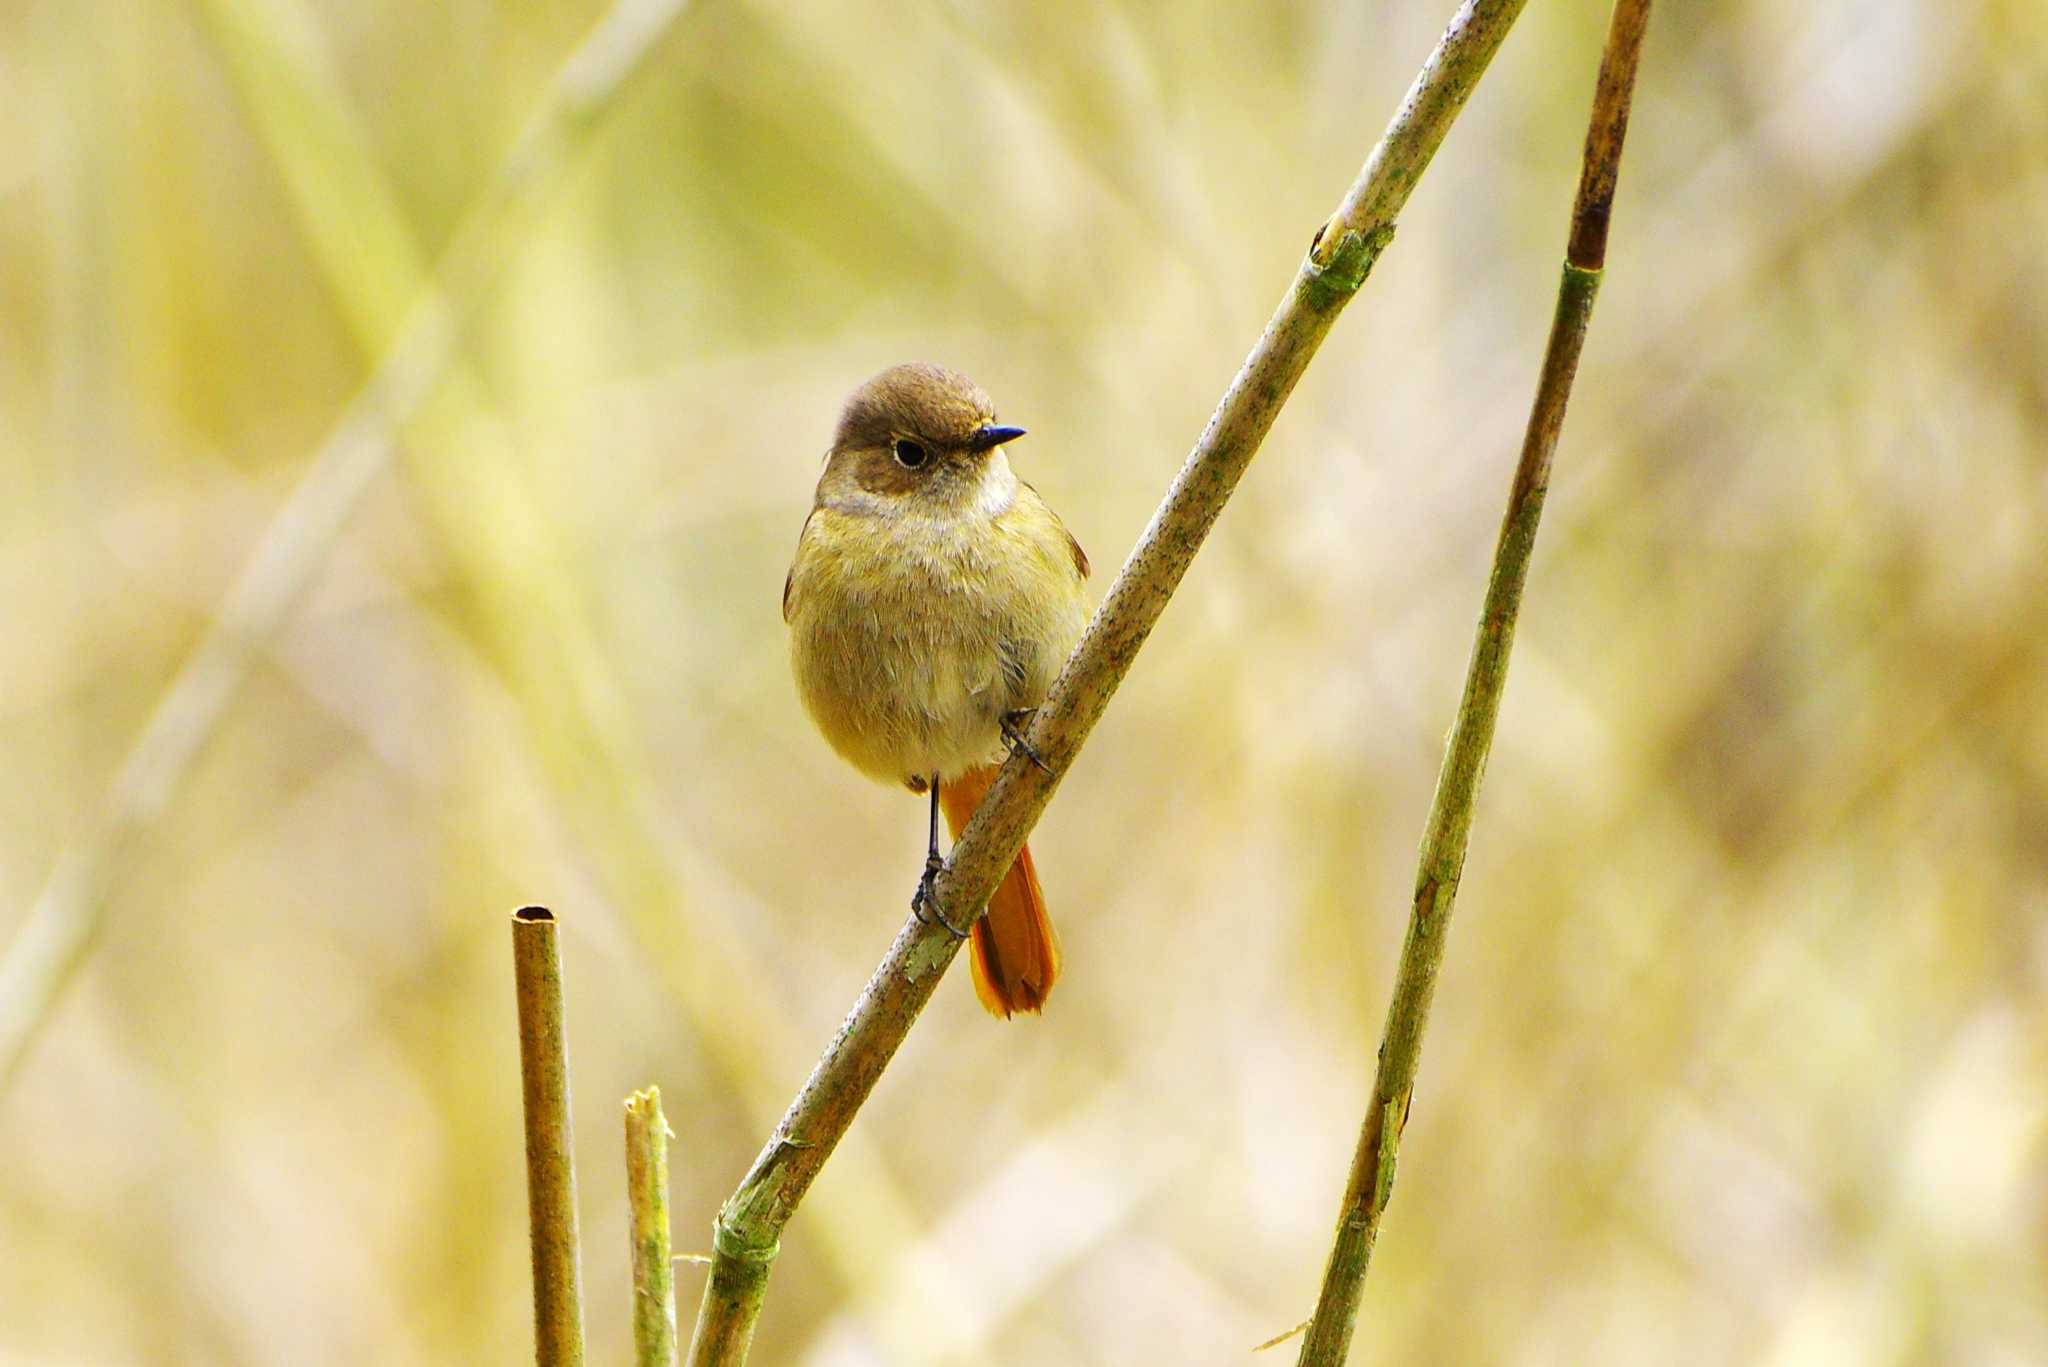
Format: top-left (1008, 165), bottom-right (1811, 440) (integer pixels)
top-left (788, 513), bottom-right (1084, 788)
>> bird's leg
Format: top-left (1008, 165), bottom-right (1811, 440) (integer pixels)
top-left (1000, 708), bottom-right (1053, 774)
top-left (911, 774), bottom-right (966, 938)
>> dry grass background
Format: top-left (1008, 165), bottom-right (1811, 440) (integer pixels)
top-left (3, 0), bottom-right (2046, 1363)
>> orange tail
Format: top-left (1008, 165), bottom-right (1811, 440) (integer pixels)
top-left (938, 764), bottom-right (1061, 1018)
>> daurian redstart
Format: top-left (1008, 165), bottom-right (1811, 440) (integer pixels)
top-left (784, 364), bottom-right (1090, 1016)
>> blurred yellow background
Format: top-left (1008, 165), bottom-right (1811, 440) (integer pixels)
top-left (4, 0), bottom-right (2045, 1362)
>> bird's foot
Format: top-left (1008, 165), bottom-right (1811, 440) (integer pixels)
top-left (910, 854), bottom-right (968, 939)
top-left (1000, 708), bottom-right (1054, 775)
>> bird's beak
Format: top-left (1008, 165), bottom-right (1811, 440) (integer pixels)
top-left (967, 424), bottom-right (1028, 452)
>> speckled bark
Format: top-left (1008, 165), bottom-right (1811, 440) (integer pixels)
top-left (513, 906), bottom-right (587, 1367)
top-left (1296, 3), bottom-right (1655, 1363)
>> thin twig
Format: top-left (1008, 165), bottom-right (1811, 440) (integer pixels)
top-left (514, 907), bottom-right (587, 1367)
top-left (0, 0), bottom-right (696, 1089)
top-left (1293, 4), bottom-right (1656, 1363)
top-left (682, 2), bottom-right (1532, 1359)
top-left (627, 1087), bottom-right (680, 1367)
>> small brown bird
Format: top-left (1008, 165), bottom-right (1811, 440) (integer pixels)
top-left (783, 364), bottom-right (1091, 1016)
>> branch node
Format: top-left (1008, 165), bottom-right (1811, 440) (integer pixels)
top-left (710, 1214), bottom-right (782, 1267)
top-left (1300, 223), bottom-right (1397, 310)
top-left (1371, 1097), bottom-right (1402, 1213)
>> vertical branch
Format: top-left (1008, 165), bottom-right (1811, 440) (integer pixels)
top-left (683, 0), bottom-right (1534, 1359)
top-left (514, 907), bottom-right (587, 1367)
top-left (626, 1087), bottom-right (680, 1367)
top-left (1294, 3), bottom-right (1656, 1363)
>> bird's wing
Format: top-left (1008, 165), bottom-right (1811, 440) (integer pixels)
top-left (1020, 481), bottom-right (1090, 580)
top-left (782, 507), bottom-right (817, 623)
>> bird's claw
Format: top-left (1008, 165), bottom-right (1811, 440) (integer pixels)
top-left (911, 855), bottom-right (968, 939)
top-left (1000, 709), bottom-right (1053, 775)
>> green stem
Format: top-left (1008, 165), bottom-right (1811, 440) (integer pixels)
top-left (513, 907), bottom-right (587, 1367)
top-left (684, 1227), bottom-right (776, 1367)
top-left (1294, 4), bottom-right (1654, 1363)
top-left (627, 1087), bottom-right (679, 1367)
top-left (684, 1), bottom-right (1532, 1358)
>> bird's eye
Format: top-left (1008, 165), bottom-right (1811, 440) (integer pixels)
top-left (892, 439), bottom-right (930, 469)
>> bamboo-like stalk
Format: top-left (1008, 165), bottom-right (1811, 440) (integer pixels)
top-left (685, 1246), bottom-right (774, 1367)
top-left (1293, 4), bottom-right (1657, 1364)
top-left (0, 0), bottom-right (696, 1090)
top-left (681, 2), bottom-right (1532, 1360)
top-left (626, 1087), bottom-right (680, 1367)
top-left (514, 907), bottom-right (587, 1367)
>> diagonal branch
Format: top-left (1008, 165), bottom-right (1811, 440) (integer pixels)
top-left (682, 2), bottom-right (1534, 1360)
top-left (0, 0), bottom-right (696, 1087)
top-left (1294, 3), bottom-right (1657, 1363)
